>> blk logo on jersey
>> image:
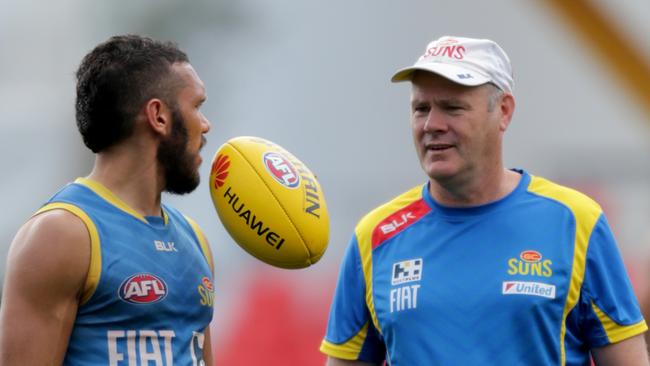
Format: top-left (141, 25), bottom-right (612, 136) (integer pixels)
top-left (380, 212), bottom-right (417, 235)
top-left (372, 199), bottom-right (431, 249)
top-left (502, 281), bottom-right (556, 299)
top-left (263, 152), bottom-right (300, 189)
top-left (119, 273), bottom-right (168, 304)
top-left (154, 240), bottom-right (178, 252)
top-left (392, 258), bottom-right (423, 285)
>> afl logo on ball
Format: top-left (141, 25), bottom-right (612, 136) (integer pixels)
top-left (263, 152), bottom-right (300, 189)
top-left (118, 273), bottom-right (168, 304)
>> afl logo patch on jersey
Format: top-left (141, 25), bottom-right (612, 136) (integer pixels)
top-left (263, 152), bottom-right (300, 189)
top-left (119, 273), bottom-right (168, 304)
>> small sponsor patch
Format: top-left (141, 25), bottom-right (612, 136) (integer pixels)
top-left (502, 281), bottom-right (556, 299)
top-left (392, 259), bottom-right (423, 285)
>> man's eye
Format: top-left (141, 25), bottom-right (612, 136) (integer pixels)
top-left (443, 106), bottom-right (465, 114)
top-left (413, 105), bottom-right (429, 113)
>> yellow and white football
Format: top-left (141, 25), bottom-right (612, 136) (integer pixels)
top-left (209, 136), bottom-right (329, 269)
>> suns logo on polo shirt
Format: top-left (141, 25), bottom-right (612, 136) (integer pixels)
top-left (507, 250), bottom-right (552, 277)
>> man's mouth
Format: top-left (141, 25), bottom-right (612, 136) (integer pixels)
top-left (426, 143), bottom-right (454, 151)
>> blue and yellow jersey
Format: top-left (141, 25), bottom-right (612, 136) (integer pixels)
top-left (321, 170), bottom-right (646, 365)
top-left (36, 178), bottom-right (214, 366)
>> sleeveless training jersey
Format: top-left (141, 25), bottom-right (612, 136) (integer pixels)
top-left (37, 178), bottom-right (214, 366)
top-left (320, 170), bottom-right (646, 366)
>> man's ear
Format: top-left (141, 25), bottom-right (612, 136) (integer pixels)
top-left (499, 93), bottom-right (516, 131)
top-left (143, 98), bottom-right (171, 136)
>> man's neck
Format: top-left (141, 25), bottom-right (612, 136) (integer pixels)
top-left (88, 148), bottom-right (164, 217)
top-left (429, 168), bottom-right (521, 207)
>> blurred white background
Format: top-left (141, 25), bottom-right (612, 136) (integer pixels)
top-left (1, 0), bottom-right (649, 364)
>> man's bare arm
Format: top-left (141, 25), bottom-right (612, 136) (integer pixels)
top-left (591, 334), bottom-right (650, 366)
top-left (0, 210), bottom-right (90, 365)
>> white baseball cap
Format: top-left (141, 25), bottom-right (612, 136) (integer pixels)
top-left (391, 36), bottom-right (514, 93)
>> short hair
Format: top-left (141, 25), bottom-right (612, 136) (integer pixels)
top-left (486, 83), bottom-right (504, 112)
top-left (75, 34), bottom-right (189, 153)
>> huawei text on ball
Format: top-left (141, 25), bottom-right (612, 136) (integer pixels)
top-left (222, 186), bottom-right (285, 250)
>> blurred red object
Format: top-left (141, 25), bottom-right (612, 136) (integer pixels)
top-left (214, 269), bottom-right (334, 365)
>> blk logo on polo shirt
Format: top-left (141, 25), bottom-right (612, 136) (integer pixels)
top-left (392, 258), bottom-right (423, 285)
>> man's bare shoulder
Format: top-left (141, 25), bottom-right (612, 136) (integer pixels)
top-left (0, 209), bottom-right (91, 365)
top-left (6, 208), bottom-right (91, 295)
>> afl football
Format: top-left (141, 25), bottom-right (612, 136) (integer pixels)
top-left (209, 136), bottom-right (329, 269)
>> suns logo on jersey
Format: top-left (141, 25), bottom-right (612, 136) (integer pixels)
top-left (198, 276), bottom-right (214, 307)
top-left (119, 273), bottom-right (168, 304)
top-left (263, 152), bottom-right (300, 189)
top-left (507, 250), bottom-right (552, 277)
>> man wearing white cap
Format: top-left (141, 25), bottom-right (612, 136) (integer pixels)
top-left (320, 36), bottom-right (648, 365)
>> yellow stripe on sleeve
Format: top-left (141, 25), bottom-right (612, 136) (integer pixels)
top-left (528, 176), bottom-right (602, 365)
top-left (591, 302), bottom-right (648, 343)
top-left (354, 185), bottom-right (423, 335)
top-left (319, 322), bottom-right (369, 360)
top-left (34, 202), bottom-right (102, 305)
top-left (354, 229), bottom-right (382, 336)
top-left (185, 215), bottom-right (214, 274)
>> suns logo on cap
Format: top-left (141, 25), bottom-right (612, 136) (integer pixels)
top-left (422, 38), bottom-right (465, 60)
top-left (211, 154), bottom-right (230, 190)
top-left (119, 273), bottom-right (168, 304)
top-left (263, 152), bottom-right (300, 189)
